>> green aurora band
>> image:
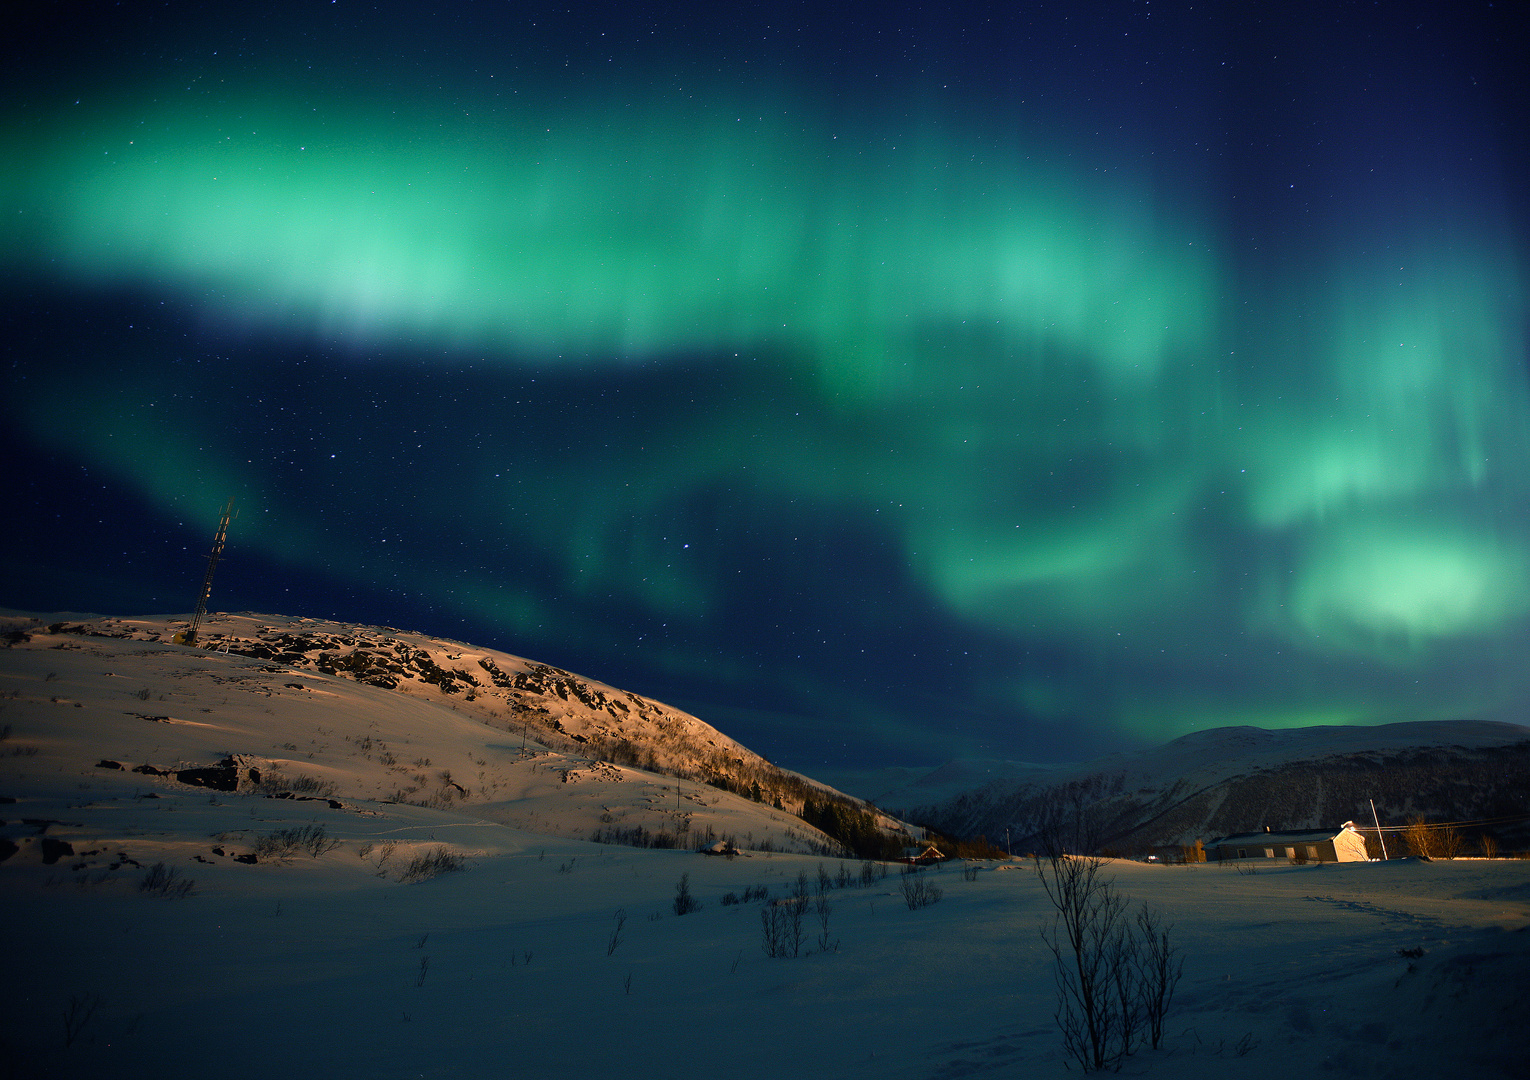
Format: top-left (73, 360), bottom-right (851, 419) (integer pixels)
top-left (4, 81), bottom-right (1528, 753)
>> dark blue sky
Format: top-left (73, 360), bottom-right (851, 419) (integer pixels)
top-left (4, 2), bottom-right (1529, 771)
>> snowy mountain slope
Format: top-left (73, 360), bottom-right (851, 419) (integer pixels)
top-left (895, 721), bottom-right (1530, 852)
top-left (0, 610), bottom-right (894, 856)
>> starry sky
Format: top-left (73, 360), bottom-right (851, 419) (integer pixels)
top-left (3, 2), bottom-right (1528, 772)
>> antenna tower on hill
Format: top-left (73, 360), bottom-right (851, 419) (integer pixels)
top-left (175, 497), bottom-right (236, 646)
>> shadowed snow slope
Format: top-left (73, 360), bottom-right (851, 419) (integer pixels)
top-left (3, 611), bottom-right (1528, 1079)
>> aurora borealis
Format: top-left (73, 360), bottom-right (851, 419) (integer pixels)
top-left (4, 2), bottom-right (1528, 770)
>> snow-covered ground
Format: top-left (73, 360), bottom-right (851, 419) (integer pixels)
top-left (3, 614), bottom-right (1527, 1078)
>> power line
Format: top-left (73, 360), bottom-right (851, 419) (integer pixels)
top-left (1361, 812), bottom-right (1530, 833)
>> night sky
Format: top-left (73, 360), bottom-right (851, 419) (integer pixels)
top-left (4, 2), bottom-right (1528, 772)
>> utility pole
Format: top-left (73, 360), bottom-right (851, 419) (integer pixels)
top-left (175, 498), bottom-right (235, 646)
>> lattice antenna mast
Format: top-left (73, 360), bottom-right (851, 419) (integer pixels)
top-left (181, 498), bottom-right (235, 646)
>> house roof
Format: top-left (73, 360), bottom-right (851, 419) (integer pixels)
top-left (1208, 829), bottom-right (1339, 846)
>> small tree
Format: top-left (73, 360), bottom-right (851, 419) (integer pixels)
top-left (1435, 824), bottom-right (1464, 860)
top-left (1035, 854), bottom-right (1135, 1071)
top-left (672, 873), bottom-right (701, 915)
top-left (1035, 854), bottom-right (1181, 1070)
top-left (1132, 904), bottom-right (1182, 1050)
top-left (815, 893), bottom-right (833, 952)
top-left (1403, 817), bottom-right (1436, 859)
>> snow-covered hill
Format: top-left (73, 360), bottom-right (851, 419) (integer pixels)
top-left (0, 610), bottom-right (900, 858)
top-left (891, 722), bottom-right (1530, 852)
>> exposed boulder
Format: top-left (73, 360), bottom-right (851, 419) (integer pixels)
top-left (40, 837), bottom-right (74, 865)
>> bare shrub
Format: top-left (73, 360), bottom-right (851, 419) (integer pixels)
top-left (815, 893), bottom-right (833, 952)
top-left (253, 824), bottom-right (337, 862)
top-left (256, 770), bottom-right (336, 797)
top-left (286, 773), bottom-right (337, 797)
top-left (62, 992), bottom-right (101, 1049)
top-left (1034, 854), bottom-right (1181, 1070)
top-left (607, 909), bottom-right (627, 955)
top-left (139, 862), bottom-right (195, 898)
top-left (399, 847), bottom-right (465, 883)
top-left (1133, 904), bottom-right (1183, 1051)
top-left (760, 899), bottom-right (805, 958)
top-left (901, 872), bottom-right (943, 910)
top-left (1480, 833), bottom-right (1499, 858)
top-left (1036, 855), bottom-right (1133, 1071)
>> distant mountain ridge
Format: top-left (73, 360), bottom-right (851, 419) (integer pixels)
top-left (889, 721), bottom-right (1530, 853)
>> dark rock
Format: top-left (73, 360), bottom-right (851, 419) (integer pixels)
top-left (131, 764), bottom-right (169, 776)
top-left (40, 838), bottom-right (74, 865)
top-left (0, 839), bottom-right (17, 863)
top-left (175, 763), bottom-right (239, 791)
top-left (96, 759), bottom-right (126, 770)
top-left (234, 852), bottom-right (258, 864)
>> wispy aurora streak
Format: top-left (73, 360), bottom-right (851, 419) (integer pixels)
top-left (3, 66), bottom-right (1528, 762)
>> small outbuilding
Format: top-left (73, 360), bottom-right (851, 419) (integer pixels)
top-left (899, 844), bottom-right (946, 865)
